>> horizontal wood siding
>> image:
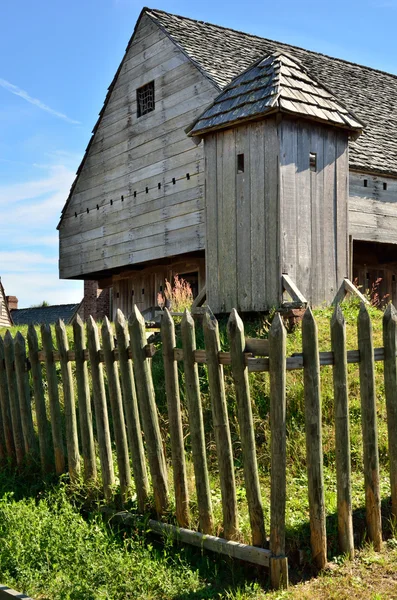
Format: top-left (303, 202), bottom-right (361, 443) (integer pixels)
top-left (279, 120), bottom-right (349, 306)
top-left (206, 119), bottom-right (280, 312)
top-left (0, 287), bottom-right (12, 328)
top-left (349, 172), bottom-right (397, 244)
top-left (59, 14), bottom-right (218, 279)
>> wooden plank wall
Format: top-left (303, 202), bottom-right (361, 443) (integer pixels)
top-left (59, 14), bottom-right (218, 279)
top-left (205, 119), bottom-right (280, 313)
top-left (279, 120), bottom-right (349, 306)
top-left (349, 172), bottom-right (397, 245)
top-left (0, 285), bottom-right (12, 328)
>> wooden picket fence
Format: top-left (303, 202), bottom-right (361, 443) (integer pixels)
top-left (0, 303), bottom-right (397, 590)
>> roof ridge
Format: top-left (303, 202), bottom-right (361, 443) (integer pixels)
top-left (146, 7), bottom-right (397, 82)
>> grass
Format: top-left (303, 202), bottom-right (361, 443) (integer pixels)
top-left (0, 299), bottom-right (397, 598)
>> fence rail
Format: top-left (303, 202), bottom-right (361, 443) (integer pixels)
top-left (0, 303), bottom-right (397, 590)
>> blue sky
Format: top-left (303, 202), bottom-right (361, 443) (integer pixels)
top-left (1, 0), bottom-right (396, 308)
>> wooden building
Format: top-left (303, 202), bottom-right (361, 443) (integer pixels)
top-left (0, 280), bottom-right (13, 328)
top-left (58, 8), bottom-right (397, 315)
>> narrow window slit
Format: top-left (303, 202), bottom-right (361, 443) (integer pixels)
top-left (309, 152), bottom-right (317, 172)
top-left (383, 182), bottom-right (388, 190)
top-left (237, 153), bottom-right (245, 173)
top-left (172, 177), bottom-right (176, 185)
top-left (146, 187), bottom-right (149, 194)
top-left (364, 179), bottom-right (368, 187)
top-left (158, 182), bottom-right (161, 190)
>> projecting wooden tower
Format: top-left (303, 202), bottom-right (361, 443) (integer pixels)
top-left (190, 53), bottom-right (363, 312)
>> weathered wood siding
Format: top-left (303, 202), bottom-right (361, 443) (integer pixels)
top-left (0, 285), bottom-right (12, 328)
top-left (205, 119), bottom-right (280, 313)
top-left (349, 172), bottom-right (397, 244)
top-left (112, 255), bottom-right (205, 317)
top-left (279, 120), bottom-right (349, 306)
top-left (59, 14), bottom-right (217, 279)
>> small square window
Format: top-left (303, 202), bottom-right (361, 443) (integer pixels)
top-left (137, 81), bottom-right (155, 117)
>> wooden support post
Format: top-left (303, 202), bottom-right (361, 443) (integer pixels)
top-left (115, 309), bottom-right (148, 513)
top-left (331, 305), bottom-right (354, 558)
top-left (27, 324), bottom-right (52, 474)
top-left (302, 307), bottom-right (327, 569)
top-left (181, 310), bottom-right (213, 534)
top-left (14, 332), bottom-right (38, 458)
top-left (161, 308), bottom-right (190, 527)
top-left (86, 316), bottom-right (115, 500)
top-left (129, 305), bottom-right (168, 516)
top-left (228, 309), bottom-right (265, 547)
top-left (102, 317), bottom-right (132, 502)
top-left (358, 303), bottom-right (382, 550)
top-left (0, 336), bottom-right (16, 462)
top-left (72, 316), bottom-right (97, 482)
top-left (41, 324), bottom-right (66, 476)
top-left (56, 320), bottom-right (81, 480)
top-left (383, 304), bottom-right (397, 520)
top-left (269, 313), bottom-right (288, 588)
top-left (4, 331), bottom-right (24, 466)
top-left (203, 308), bottom-right (238, 540)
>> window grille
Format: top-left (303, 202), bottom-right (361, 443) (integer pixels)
top-left (137, 81), bottom-right (155, 117)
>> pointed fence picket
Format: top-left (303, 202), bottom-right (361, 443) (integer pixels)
top-left (0, 302), bottom-right (397, 591)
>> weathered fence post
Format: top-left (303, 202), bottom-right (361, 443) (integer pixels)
top-left (302, 307), bottom-right (327, 569)
top-left (161, 308), bottom-right (190, 528)
top-left (41, 324), bottom-right (66, 476)
top-left (331, 305), bottom-right (354, 558)
top-left (181, 310), bottom-right (213, 534)
top-left (14, 332), bottom-right (38, 458)
top-left (269, 313), bottom-right (289, 588)
top-left (203, 308), bottom-right (238, 540)
top-left (358, 303), bottom-right (382, 550)
top-left (86, 316), bottom-right (115, 500)
top-left (55, 320), bottom-right (81, 481)
top-left (102, 317), bottom-right (132, 502)
top-left (115, 309), bottom-right (148, 512)
top-left (27, 324), bottom-right (52, 473)
top-left (4, 331), bottom-right (24, 466)
top-left (73, 315), bottom-right (97, 482)
top-left (383, 304), bottom-right (397, 520)
top-left (0, 335), bottom-right (16, 462)
top-left (228, 309), bottom-right (265, 547)
top-left (129, 305), bottom-right (168, 516)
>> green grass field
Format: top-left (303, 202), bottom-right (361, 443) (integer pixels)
top-left (0, 301), bottom-right (397, 599)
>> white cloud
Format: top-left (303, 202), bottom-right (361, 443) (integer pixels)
top-left (0, 78), bottom-right (81, 125)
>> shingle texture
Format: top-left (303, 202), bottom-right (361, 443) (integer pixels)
top-left (11, 304), bottom-right (80, 326)
top-left (147, 8), bottom-right (397, 176)
top-left (190, 52), bottom-right (363, 135)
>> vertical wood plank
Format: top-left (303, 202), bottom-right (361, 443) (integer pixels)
top-left (236, 126), bottom-right (252, 311)
top-left (181, 310), bottom-right (213, 534)
top-left (102, 316), bottom-right (132, 502)
top-left (205, 134), bottom-right (219, 313)
top-left (295, 123), bottom-right (312, 298)
top-left (55, 320), bottom-right (81, 481)
top-left (86, 316), bottom-right (115, 500)
top-left (4, 331), bottom-right (25, 466)
top-left (358, 303), bottom-right (382, 550)
top-left (129, 305), bottom-right (168, 516)
top-left (14, 332), bottom-right (38, 458)
top-left (73, 315), bottom-right (97, 482)
top-left (41, 324), bottom-right (66, 476)
top-left (331, 304), bottom-right (354, 557)
top-left (335, 133), bottom-right (349, 283)
top-left (250, 122), bottom-right (266, 311)
top-left (228, 309), bottom-right (265, 547)
top-left (302, 307), bottom-right (327, 569)
top-left (264, 118), bottom-right (281, 308)
top-left (269, 313), bottom-right (287, 570)
top-left (0, 335), bottom-right (16, 462)
top-left (0, 409), bottom-right (5, 463)
top-left (161, 308), bottom-right (190, 527)
top-left (203, 308), bottom-right (238, 540)
top-left (27, 324), bottom-right (52, 473)
top-left (383, 304), bottom-right (397, 520)
top-left (221, 129), bottom-right (237, 312)
top-left (115, 309), bottom-right (149, 512)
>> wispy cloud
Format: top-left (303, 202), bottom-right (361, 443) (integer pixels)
top-left (0, 78), bottom-right (81, 125)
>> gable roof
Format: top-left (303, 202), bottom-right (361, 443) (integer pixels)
top-left (10, 304), bottom-right (80, 326)
top-left (146, 8), bottom-right (397, 176)
top-left (190, 52), bottom-right (364, 136)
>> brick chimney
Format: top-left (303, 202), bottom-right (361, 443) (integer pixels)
top-left (6, 296), bottom-right (18, 310)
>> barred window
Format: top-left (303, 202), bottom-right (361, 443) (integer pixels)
top-left (137, 81), bottom-right (155, 117)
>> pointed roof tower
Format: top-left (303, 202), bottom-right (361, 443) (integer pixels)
top-left (189, 52), bottom-right (364, 136)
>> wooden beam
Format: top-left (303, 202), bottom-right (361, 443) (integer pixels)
top-left (281, 274), bottom-right (307, 305)
top-left (332, 278), bottom-right (369, 306)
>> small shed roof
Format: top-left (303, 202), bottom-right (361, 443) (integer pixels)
top-left (11, 304), bottom-right (80, 326)
top-left (190, 52), bottom-right (364, 136)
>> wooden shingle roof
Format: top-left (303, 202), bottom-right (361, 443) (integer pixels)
top-left (190, 52), bottom-right (364, 136)
top-left (146, 8), bottom-right (397, 176)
